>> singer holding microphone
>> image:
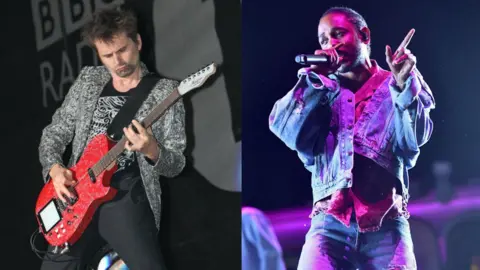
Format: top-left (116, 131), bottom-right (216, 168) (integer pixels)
top-left (269, 7), bottom-right (435, 270)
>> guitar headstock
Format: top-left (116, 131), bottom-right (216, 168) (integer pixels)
top-left (178, 63), bottom-right (217, 95)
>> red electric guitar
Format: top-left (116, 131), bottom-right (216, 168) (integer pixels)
top-left (35, 63), bottom-right (217, 253)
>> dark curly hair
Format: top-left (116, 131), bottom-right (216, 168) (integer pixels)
top-left (81, 7), bottom-right (138, 48)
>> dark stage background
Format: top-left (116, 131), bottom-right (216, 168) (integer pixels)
top-left (0, 0), bottom-right (241, 269)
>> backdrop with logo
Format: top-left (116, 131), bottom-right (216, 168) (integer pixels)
top-left (0, 0), bottom-right (241, 268)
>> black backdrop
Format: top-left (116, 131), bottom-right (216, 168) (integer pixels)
top-left (0, 0), bottom-right (241, 269)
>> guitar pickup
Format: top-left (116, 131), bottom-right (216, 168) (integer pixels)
top-left (88, 168), bottom-right (96, 183)
top-left (66, 187), bottom-right (78, 205)
top-left (56, 198), bottom-right (68, 212)
top-left (66, 195), bottom-right (78, 206)
top-left (57, 188), bottom-right (78, 209)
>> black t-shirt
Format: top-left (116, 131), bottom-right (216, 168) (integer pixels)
top-left (351, 153), bottom-right (399, 203)
top-left (86, 80), bottom-right (141, 191)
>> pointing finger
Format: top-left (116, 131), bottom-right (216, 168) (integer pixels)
top-left (396, 28), bottom-right (415, 53)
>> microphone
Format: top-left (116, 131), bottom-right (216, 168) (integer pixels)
top-left (295, 54), bottom-right (330, 65)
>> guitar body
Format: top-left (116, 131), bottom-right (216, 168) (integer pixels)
top-left (35, 134), bottom-right (118, 247)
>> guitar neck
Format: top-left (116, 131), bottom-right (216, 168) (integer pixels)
top-left (90, 88), bottom-right (181, 177)
top-left (141, 88), bottom-right (181, 129)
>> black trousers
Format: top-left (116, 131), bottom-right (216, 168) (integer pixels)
top-left (40, 180), bottom-right (167, 270)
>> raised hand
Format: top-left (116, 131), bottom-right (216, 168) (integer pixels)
top-left (385, 29), bottom-right (416, 90)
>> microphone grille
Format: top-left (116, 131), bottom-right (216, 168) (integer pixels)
top-left (295, 54), bottom-right (306, 64)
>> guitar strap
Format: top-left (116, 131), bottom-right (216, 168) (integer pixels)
top-left (106, 72), bottom-right (162, 141)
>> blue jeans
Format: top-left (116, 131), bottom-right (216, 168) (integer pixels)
top-left (297, 211), bottom-right (416, 270)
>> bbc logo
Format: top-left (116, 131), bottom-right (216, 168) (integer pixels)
top-left (30, 0), bottom-right (124, 52)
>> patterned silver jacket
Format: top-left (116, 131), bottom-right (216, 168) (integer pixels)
top-left (38, 62), bottom-right (187, 230)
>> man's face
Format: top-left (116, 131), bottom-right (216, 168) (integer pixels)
top-left (318, 13), bottom-right (368, 72)
top-left (94, 32), bottom-right (142, 78)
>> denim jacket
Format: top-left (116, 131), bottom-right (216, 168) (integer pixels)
top-left (268, 61), bottom-right (435, 205)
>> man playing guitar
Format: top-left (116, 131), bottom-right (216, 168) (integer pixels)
top-left (38, 6), bottom-right (186, 270)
